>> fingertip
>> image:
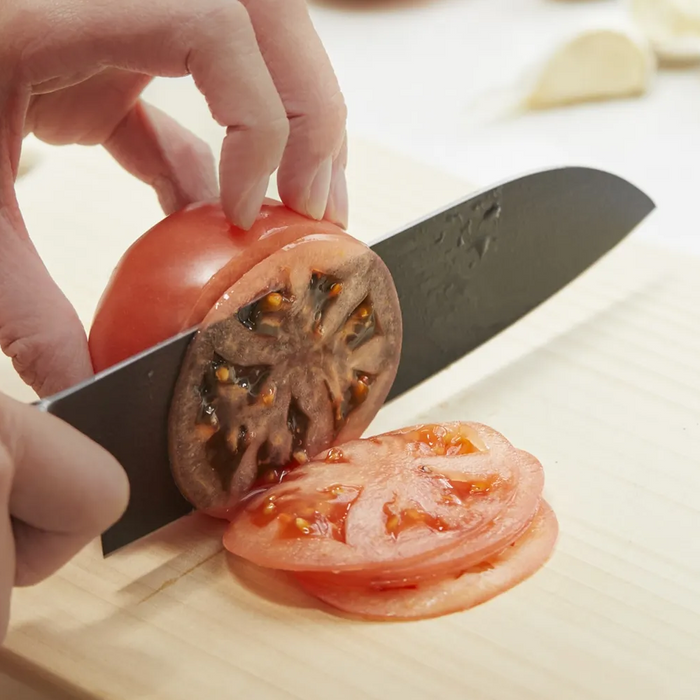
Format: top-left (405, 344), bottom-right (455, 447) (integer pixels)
top-left (222, 174), bottom-right (271, 231)
top-left (276, 159), bottom-right (331, 224)
top-left (305, 157), bottom-right (333, 221)
top-left (100, 451), bottom-right (130, 532)
top-left (324, 164), bottom-right (348, 229)
top-left (65, 430), bottom-right (130, 535)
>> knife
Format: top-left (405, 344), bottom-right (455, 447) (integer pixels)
top-left (35, 166), bottom-right (655, 555)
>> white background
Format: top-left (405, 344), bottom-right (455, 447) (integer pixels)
top-left (19, 0), bottom-right (700, 261)
top-left (303, 0), bottom-right (700, 256)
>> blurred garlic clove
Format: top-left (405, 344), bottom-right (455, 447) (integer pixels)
top-left (628, 0), bottom-right (700, 66)
top-left (525, 28), bottom-right (656, 110)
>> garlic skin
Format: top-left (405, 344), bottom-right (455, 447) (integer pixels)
top-left (628, 0), bottom-right (700, 65)
top-left (525, 28), bottom-right (656, 110)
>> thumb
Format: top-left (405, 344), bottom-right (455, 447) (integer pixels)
top-left (0, 391), bottom-right (128, 642)
top-left (0, 203), bottom-right (94, 398)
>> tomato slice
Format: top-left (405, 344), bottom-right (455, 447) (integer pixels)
top-left (296, 446), bottom-right (544, 590)
top-left (223, 422), bottom-right (544, 573)
top-left (294, 500), bottom-right (558, 621)
top-left (168, 234), bottom-right (403, 514)
top-left (89, 199), bottom-right (347, 372)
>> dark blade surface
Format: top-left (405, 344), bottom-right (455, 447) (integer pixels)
top-left (36, 329), bottom-right (197, 554)
top-left (36, 166), bottom-right (654, 553)
top-left (371, 166), bottom-right (655, 401)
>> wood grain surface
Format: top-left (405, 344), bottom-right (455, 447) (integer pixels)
top-left (1, 136), bottom-right (698, 700)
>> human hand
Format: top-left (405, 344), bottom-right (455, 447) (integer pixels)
top-left (0, 0), bottom-right (348, 398)
top-left (0, 392), bottom-right (129, 644)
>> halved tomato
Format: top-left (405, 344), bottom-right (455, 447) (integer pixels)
top-left (89, 199), bottom-right (347, 372)
top-left (89, 200), bottom-right (403, 515)
top-left (223, 422), bottom-right (544, 575)
top-left (294, 500), bottom-right (558, 621)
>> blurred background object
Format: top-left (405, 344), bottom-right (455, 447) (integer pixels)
top-left (294, 0), bottom-right (700, 256)
top-left (524, 27), bottom-right (656, 109)
top-left (629, 0), bottom-right (700, 65)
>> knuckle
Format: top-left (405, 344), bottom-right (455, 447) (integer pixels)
top-left (0, 311), bottom-right (88, 396)
top-left (265, 110), bottom-right (291, 145)
top-left (302, 87), bottom-right (348, 132)
top-left (290, 88), bottom-right (347, 159)
top-left (233, 109), bottom-right (289, 162)
top-left (325, 90), bottom-right (348, 131)
top-left (191, 0), bottom-right (251, 41)
top-left (239, 96), bottom-right (289, 136)
top-left (5, 335), bottom-right (45, 392)
top-left (260, 113), bottom-right (290, 166)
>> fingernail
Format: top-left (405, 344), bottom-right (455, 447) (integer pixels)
top-left (233, 175), bottom-right (270, 230)
top-left (325, 165), bottom-right (348, 229)
top-left (306, 158), bottom-right (333, 220)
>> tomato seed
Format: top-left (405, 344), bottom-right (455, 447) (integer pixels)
top-left (261, 292), bottom-right (284, 312)
top-left (325, 447), bottom-right (345, 463)
top-left (295, 517), bottom-right (312, 535)
top-left (352, 380), bottom-right (369, 403)
top-left (215, 366), bottom-right (230, 382)
top-left (260, 385), bottom-right (276, 406)
top-left (293, 450), bottom-right (309, 465)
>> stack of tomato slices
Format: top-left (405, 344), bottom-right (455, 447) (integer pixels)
top-left (90, 199), bottom-right (557, 621)
top-left (223, 422), bottom-right (557, 620)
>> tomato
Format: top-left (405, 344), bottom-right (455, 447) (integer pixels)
top-left (91, 198), bottom-right (557, 622)
top-left (90, 200), bottom-right (402, 516)
top-left (168, 233), bottom-right (402, 514)
top-left (89, 199), bottom-right (346, 372)
top-left (294, 500), bottom-right (558, 621)
top-left (223, 422), bottom-right (544, 575)
top-left (296, 447), bottom-right (545, 590)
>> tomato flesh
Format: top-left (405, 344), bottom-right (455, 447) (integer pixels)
top-left (223, 422), bottom-right (544, 575)
top-left (168, 234), bottom-right (402, 514)
top-left (224, 421), bottom-right (556, 620)
top-left (294, 500), bottom-right (558, 621)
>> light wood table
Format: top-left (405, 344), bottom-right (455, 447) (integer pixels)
top-left (1, 136), bottom-right (698, 700)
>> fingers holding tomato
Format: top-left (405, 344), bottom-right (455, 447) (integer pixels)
top-left (89, 201), bottom-right (403, 515)
top-left (88, 200), bottom-right (350, 372)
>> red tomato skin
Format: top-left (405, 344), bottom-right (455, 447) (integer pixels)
top-left (88, 199), bottom-right (347, 372)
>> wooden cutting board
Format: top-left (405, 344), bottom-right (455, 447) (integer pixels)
top-left (1, 136), bottom-right (699, 700)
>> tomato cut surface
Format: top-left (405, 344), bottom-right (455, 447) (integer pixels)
top-left (89, 200), bottom-right (347, 372)
top-left (294, 500), bottom-right (558, 621)
top-left (296, 446), bottom-right (544, 590)
top-left (169, 234), bottom-right (402, 514)
top-left (223, 422), bottom-right (544, 573)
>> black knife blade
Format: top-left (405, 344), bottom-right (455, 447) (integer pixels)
top-left (36, 328), bottom-right (198, 554)
top-left (370, 166), bottom-right (655, 400)
top-left (36, 166), bottom-right (654, 554)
